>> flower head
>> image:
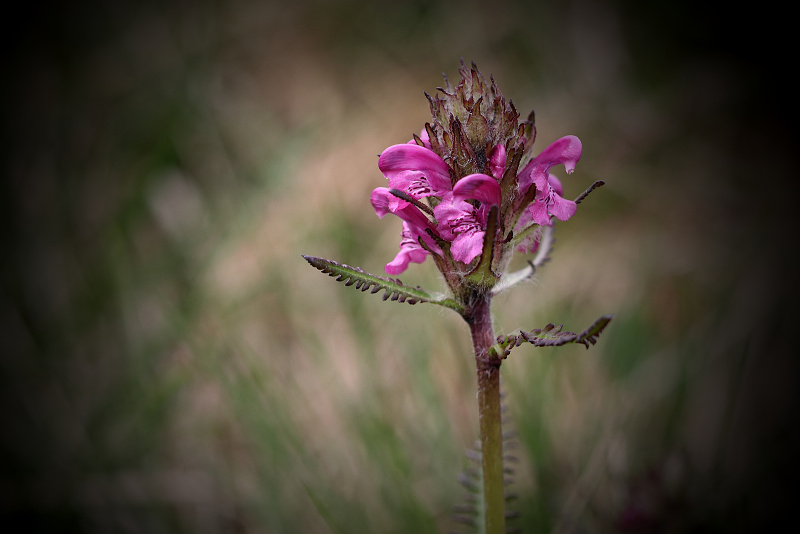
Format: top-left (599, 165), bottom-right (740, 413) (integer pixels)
top-left (371, 61), bottom-right (585, 293)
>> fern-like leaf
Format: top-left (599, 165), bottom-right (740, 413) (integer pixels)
top-left (574, 179), bottom-right (606, 205)
top-left (491, 314), bottom-right (614, 358)
top-left (302, 255), bottom-right (464, 314)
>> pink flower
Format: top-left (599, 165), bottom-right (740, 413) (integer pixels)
top-left (521, 174), bottom-right (577, 227)
top-left (518, 136), bottom-right (582, 194)
top-left (370, 187), bottom-right (440, 274)
top-left (385, 222), bottom-right (434, 275)
top-left (514, 175), bottom-right (571, 253)
top-left (378, 143), bottom-right (451, 200)
top-left (435, 194), bottom-right (489, 265)
top-left (373, 140), bottom-right (455, 274)
top-left (452, 173), bottom-right (501, 206)
top-left (517, 136), bottom-right (580, 225)
top-left (370, 187), bottom-right (432, 229)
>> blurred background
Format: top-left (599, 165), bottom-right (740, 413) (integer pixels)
top-left (2, 0), bottom-right (797, 532)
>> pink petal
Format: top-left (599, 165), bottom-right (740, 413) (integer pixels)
top-left (370, 187), bottom-right (431, 229)
top-left (433, 195), bottom-right (487, 264)
top-left (488, 143), bottom-right (507, 179)
top-left (518, 135), bottom-right (582, 193)
top-left (433, 200), bottom-right (461, 241)
top-left (452, 174), bottom-right (501, 206)
top-left (433, 196), bottom-right (479, 241)
top-left (385, 246), bottom-right (428, 274)
top-left (370, 187), bottom-right (404, 218)
top-left (538, 135), bottom-right (582, 174)
top-left (384, 221), bottom-right (439, 274)
top-left (544, 175), bottom-right (576, 221)
top-left (450, 231), bottom-right (485, 264)
top-left (547, 174), bottom-right (564, 196)
top-left (548, 194), bottom-right (577, 221)
top-left (378, 144), bottom-right (451, 195)
top-left (526, 199), bottom-right (552, 226)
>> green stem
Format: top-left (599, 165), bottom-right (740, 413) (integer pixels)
top-left (466, 293), bottom-right (505, 534)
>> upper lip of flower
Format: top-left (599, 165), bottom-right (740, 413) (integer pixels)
top-left (451, 173), bottom-right (501, 206)
top-left (517, 135), bottom-right (582, 195)
top-left (378, 143), bottom-right (452, 199)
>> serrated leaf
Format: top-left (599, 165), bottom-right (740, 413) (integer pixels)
top-left (574, 179), bottom-right (606, 205)
top-left (491, 315), bottom-right (613, 358)
top-left (302, 255), bottom-right (464, 314)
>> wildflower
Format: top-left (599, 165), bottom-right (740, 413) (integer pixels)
top-left (385, 221), bottom-right (434, 275)
top-left (516, 135), bottom-right (581, 226)
top-left (434, 194), bottom-right (489, 264)
top-left (370, 187), bottom-right (440, 274)
top-left (377, 143), bottom-right (452, 200)
top-left (304, 62), bottom-right (612, 534)
top-left (370, 61), bottom-right (584, 288)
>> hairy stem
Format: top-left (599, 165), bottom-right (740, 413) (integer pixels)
top-left (467, 294), bottom-right (505, 534)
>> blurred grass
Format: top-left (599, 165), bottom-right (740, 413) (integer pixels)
top-left (2, 0), bottom-right (798, 533)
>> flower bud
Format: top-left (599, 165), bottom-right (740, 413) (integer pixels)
top-left (423, 61), bottom-right (534, 182)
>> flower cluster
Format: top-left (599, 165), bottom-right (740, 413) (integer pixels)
top-left (370, 62), bottom-right (582, 295)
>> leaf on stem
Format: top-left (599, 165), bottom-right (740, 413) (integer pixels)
top-left (574, 180), bottom-right (605, 205)
top-left (490, 314), bottom-right (614, 358)
top-left (302, 255), bottom-right (464, 313)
